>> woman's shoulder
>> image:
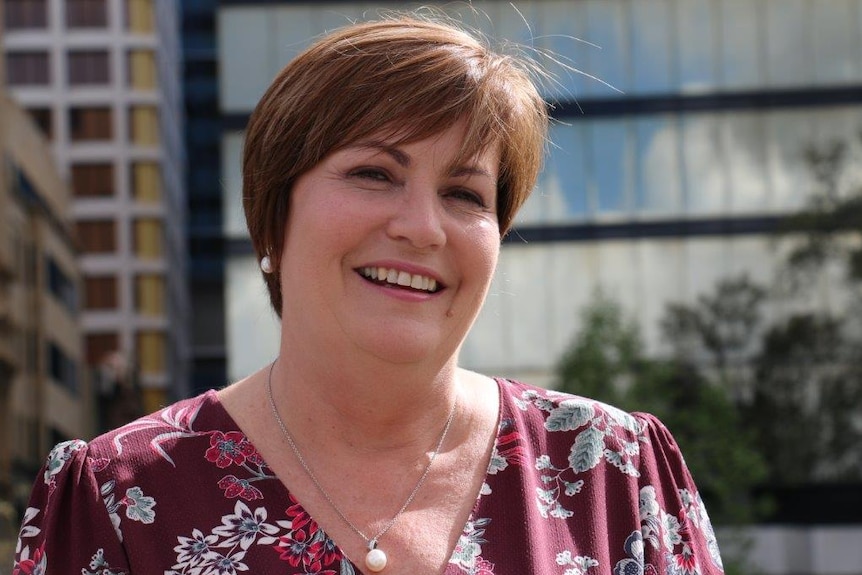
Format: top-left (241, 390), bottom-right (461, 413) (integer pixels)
top-left (75, 389), bottom-right (228, 467)
top-left (495, 377), bottom-right (690, 476)
top-left (496, 377), bottom-right (649, 435)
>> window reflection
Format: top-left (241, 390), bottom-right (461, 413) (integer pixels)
top-left (719, 0), bottom-right (762, 90)
top-left (541, 123), bottom-right (588, 222)
top-left (677, 0), bottom-right (716, 92)
top-left (767, 110), bottom-right (815, 211)
top-left (812, 0), bottom-right (859, 85)
top-left (589, 119), bottom-right (629, 215)
top-left (635, 116), bottom-right (680, 214)
top-left (765, 0), bottom-right (812, 87)
top-left (681, 115), bottom-right (726, 215)
top-left (583, 0), bottom-right (628, 97)
top-left (720, 111), bottom-right (769, 213)
top-left (630, 0), bottom-right (673, 94)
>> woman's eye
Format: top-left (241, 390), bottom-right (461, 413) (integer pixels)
top-left (350, 167), bottom-right (390, 182)
top-left (448, 188), bottom-right (488, 208)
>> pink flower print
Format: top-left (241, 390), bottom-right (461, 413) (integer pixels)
top-left (206, 431), bottom-right (259, 468)
top-left (496, 429), bottom-right (526, 467)
top-left (670, 545), bottom-right (698, 575)
top-left (89, 457), bottom-right (111, 473)
top-left (218, 475), bottom-right (264, 501)
top-left (475, 559), bottom-right (496, 574)
top-left (12, 545), bottom-right (46, 575)
top-left (275, 496), bottom-right (341, 571)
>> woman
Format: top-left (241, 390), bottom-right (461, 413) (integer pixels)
top-left (14, 15), bottom-right (724, 575)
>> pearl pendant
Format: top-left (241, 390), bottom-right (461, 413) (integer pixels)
top-left (365, 547), bottom-right (387, 572)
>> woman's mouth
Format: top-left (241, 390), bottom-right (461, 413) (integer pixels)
top-left (358, 267), bottom-right (440, 293)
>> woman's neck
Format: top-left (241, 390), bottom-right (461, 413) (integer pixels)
top-left (268, 345), bottom-right (462, 453)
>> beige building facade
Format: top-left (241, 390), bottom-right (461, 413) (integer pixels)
top-left (0, 93), bottom-right (93, 564)
top-left (3, 0), bottom-right (190, 415)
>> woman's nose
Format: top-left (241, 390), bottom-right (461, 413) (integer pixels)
top-left (386, 185), bottom-right (446, 250)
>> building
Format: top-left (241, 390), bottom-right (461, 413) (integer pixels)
top-left (181, 0), bottom-right (226, 394)
top-left (216, 0), bottom-right (862, 383)
top-left (214, 2), bottom-right (862, 573)
top-left (3, 0), bottom-right (190, 413)
top-left (1, 63), bottom-right (92, 566)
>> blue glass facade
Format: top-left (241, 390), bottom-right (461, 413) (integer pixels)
top-left (214, 0), bottom-right (862, 382)
top-left (182, 0), bottom-right (227, 393)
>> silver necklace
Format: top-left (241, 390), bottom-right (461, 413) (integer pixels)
top-left (265, 361), bottom-right (458, 573)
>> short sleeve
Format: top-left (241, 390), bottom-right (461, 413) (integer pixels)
top-left (632, 413), bottom-right (725, 575)
top-left (13, 440), bottom-right (131, 575)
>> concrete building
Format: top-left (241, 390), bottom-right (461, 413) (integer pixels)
top-left (3, 0), bottom-right (190, 412)
top-left (214, 2), bottom-right (862, 573)
top-left (1, 62), bottom-right (92, 566)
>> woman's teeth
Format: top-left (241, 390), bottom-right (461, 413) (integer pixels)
top-left (360, 267), bottom-right (438, 292)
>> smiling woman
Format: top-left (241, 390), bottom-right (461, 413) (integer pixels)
top-left (15, 12), bottom-right (725, 575)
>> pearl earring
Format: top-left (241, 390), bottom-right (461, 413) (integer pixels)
top-left (260, 255), bottom-right (273, 274)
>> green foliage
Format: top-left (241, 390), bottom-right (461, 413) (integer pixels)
top-left (748, 313), bottom-right (862, 483)
top-left (556, 293), bottom-right (642, 406)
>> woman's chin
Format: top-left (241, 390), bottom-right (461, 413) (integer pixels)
top-left (353, 328), bottom-right (458, 367)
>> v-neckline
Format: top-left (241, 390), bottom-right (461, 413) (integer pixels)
top-left (205, 377), bottom-right (508, 574)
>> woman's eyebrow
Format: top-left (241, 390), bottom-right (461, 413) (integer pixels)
top-left (350, 141), bottom-right (411, 167)
top-left (450, 165), bottom-right (494, 180)
top-left (348, 141), bottom-right (495, 180)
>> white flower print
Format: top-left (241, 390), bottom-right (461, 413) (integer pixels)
top-left (660, 509), bottom-right (683, 551)
top-left (450, 518), bottom-right (491, 572)
top-left (173, 528), bottom-right (220, 568)
top-left (556, 550), bottom-right (599, 575)
top-left (212, 501), bottom-right (278, 550)
top-left (100, 480), bottom-right (156, 541)
top-left (123, 486), bottom-right (156, 523)
top-left (201, 549), bottom-right (248, 575)
top-left (42, 440), bottom-right (86, 485)
top-left (520, 388), bottom-right (649, 520)
top-left (82, 548), bottom-right (125, 575)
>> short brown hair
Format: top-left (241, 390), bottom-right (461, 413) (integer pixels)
top-left (243, 15), bottom-right (548, 315)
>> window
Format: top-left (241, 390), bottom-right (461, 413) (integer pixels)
top-left (76, 220), bottom-right (116, 253)
top-left (135, 274), bottom-right (164, 315)
top-left (132, 162), bottom-right (161, 202)
top-left (136, 330), bottom-right (165, 375)
top-left (26, 107), bottom-right (52, 140)
top-left (68, 50), bottom-right (110, 85)
top-left (71, 163), bottom-right (114, 197)
top-left (128, 50), bottom-right (157, 89)
top-left (85, 332), bottom-right (118, 365)
top-left (48, 342), bottom-right (78, 393)
top-left (66, 0), bottom-right (107, 28)
top-left (4, 0), bottom-right (47, 29)
top-left (69, 107), bottom-right (112, 140)
top-left (6, 52), bottom-right (50, 85)
top-left (133, 219), bottom-right (163, 258)
top-left (125, 0), bottom-right (154, 33)
top-left (129, 106), bottom-right (159, 145)
top-left (47, 258), bottom-right (77, 314)
top-left (84, 275), bottom-right (117, 309)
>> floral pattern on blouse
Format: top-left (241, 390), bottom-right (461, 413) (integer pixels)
top-left (13, 379), bottom-right (724, 574)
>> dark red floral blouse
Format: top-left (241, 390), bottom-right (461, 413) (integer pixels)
top-left (13, 379), bottom-right (724, 575)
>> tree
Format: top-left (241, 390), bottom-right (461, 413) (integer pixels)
top-left (748, 313), bottom-right (862, 484)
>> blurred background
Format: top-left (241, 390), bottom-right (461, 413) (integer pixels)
top-left (1, 1), bottom-right (861, 573)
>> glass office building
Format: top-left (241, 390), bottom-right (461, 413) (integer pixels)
top-left (217, 0), bottom-right (862, 385)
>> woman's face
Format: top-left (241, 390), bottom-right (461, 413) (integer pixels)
top-left (277, 120), bottom-right (501, 366)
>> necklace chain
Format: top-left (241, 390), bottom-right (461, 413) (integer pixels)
top-left (265, 361), bottom-right (458, 551)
